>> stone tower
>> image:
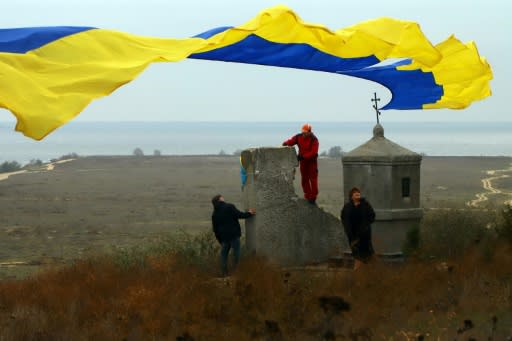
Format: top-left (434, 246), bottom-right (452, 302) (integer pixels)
top-left (342, 124), bottom-right (423, 255)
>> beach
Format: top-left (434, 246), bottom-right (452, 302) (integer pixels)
top-left (0, 155), bottom-right (511, 279)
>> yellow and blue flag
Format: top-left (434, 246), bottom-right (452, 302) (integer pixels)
top-left (0, 5), bottom-right (492, 140)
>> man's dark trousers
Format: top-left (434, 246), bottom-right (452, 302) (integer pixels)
top-left (220, 237), bottom-right (240, 276)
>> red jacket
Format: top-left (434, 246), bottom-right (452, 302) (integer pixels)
top-left (283, 133), bottom-right (319, 161)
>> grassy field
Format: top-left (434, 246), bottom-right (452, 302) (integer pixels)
top-left (0, 155), bottom-right (511, 279)
top-left (0, 155), bottom-right (511, 339)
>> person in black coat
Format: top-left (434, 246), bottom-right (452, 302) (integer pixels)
top-left (341, 187), bottom-right (376, 269)
top-left (211, 194), bottom-right (255, 276)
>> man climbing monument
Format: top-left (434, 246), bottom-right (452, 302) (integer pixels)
top-left (282, 123), bottom-right (319, 204)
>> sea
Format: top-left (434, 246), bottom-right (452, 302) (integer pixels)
top-left (1, 121), bottom-right (511, 165)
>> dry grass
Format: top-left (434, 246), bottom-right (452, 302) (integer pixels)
top-left (0, 242), bottom-right (511, 340)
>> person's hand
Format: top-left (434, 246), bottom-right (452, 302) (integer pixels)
top-left (350, 239), bottom-right (359, 254)
top-left (297, 155), bottom-right (304, 161)
top-left (350, 239), bottom-right (359, 247)
top-left (248, 208), bottom-right (256, 215)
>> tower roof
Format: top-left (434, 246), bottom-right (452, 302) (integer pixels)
top-left (343, 124), bottom-right (422, 163)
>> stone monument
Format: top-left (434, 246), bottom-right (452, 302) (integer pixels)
top-left (240, 147), bottom-right (344, 266)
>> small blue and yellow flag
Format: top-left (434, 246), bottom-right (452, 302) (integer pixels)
top-left (0, 5), bottom-right (492, 140)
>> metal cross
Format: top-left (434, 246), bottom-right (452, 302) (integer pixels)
top-left (371, 92), bottom-right (381, 124)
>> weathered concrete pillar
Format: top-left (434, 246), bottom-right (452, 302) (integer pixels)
top-left (241, 147), bottom-right (345, 266)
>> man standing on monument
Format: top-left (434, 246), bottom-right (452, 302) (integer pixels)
top-left (282, 123), bottom-right (319, 204)
top-left (211, 194), bottom-right (255, 276)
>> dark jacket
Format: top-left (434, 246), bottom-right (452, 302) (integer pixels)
top-left (341, 198), bottom-right (376, 260)
top-left (212, 201), bottom-right (253, 243)
top-left (340, 198), bottom-right (375, 244)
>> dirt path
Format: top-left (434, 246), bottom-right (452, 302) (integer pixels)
top-left (466, 163), bottom-right (512, 207)
top-left (0, 170), bottom-right (26, 181)
top-left (0, 159), bottom-right (75, 182)
top-left (44, 158), bottom-right (74, 171)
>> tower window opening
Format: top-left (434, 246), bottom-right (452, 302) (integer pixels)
top-left (402, 177), bottom-right (411, 198)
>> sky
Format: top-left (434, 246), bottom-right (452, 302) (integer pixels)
top-left (1, 0), bottom-right (510, 126)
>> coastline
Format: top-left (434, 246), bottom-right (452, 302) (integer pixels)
top-left (2, 121), bottom-right (512, 164)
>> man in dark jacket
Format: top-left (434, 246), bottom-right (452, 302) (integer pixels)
top-left (211, 194), bottom-right (255, 276)
top-left (341, 187), bottom-right (376, 270)
top-left (282, 123), bottom-right (319, 204)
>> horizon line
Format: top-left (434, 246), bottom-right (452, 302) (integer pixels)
top-left (2, 120), bottom-right (512, 124)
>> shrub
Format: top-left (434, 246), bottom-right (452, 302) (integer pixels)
top-left (25, 159), bottom-right (43, 167)
top-left (327, 146), bottom-right (343, 158)
top-left (496, 204), bottom-right (512, 244)
top-left (112, 230), bottom-right (219, 271)
top-left (0, 161), bottom-right (22, 173)
top-left (402, 225), bottom-right (421, 256)
top-left (153, 149), bottom-right (162, 156)
top-left (419, 209), bottom-right (494, 259)
top-left (58, 152), bottom-right (79, 160)
top-left (133, 147), bottom-right (144, 156)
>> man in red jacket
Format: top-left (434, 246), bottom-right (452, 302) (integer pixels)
top-left (282, 123), bottom-right (319, 204)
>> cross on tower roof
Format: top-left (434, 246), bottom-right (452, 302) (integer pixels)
top-left (371, 92), bottom-right (381, 124)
